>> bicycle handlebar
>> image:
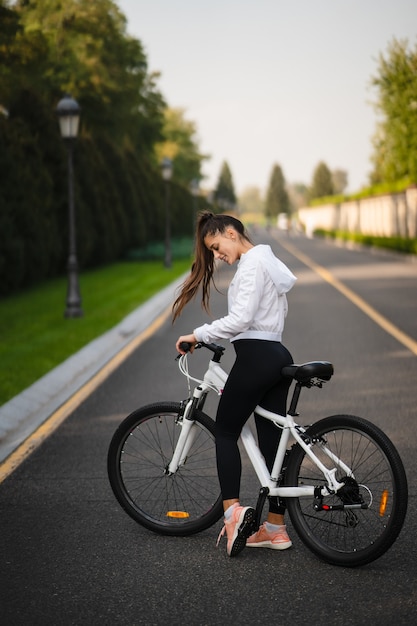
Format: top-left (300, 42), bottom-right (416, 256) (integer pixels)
top-left (178, 341), bottom-right (193, 353)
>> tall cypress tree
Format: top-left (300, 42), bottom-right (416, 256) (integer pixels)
top-left (265, 163), bottom-right (290, 220)
top-left (309, 161), bottom-right (334, 200)
top-left (214, 161), bottom-right (236, 211)
top-left (370, 38), bottom-right (417, 185)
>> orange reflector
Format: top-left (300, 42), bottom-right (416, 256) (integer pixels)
top-left (379, 489), bottom-right (389, 516)
top-left (166, 511), bottom-right (190, 519)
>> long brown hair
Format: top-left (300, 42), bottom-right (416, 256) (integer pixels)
top-left (172, 211), bottom-right (252, 321)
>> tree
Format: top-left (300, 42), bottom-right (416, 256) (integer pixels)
top-left (370, 38), bottom-right (417, 185)
top-left (213, 161), bottom-right (236, 210)
top-left (0, 2), bottom-right (23, 109)
top-left (154, 107), bottom-right (208, 187)
top-left (265, 163), bottom-right (290, 220)
top-left (0, 1), bottom-right (50, 110)
top-left (309, 161), bottom-right (334, 200)
top-left (12, 0), bottom-right (165, 151)
top-left (332, 169), bottom-right (348, 194)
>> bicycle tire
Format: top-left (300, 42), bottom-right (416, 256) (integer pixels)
top-left (285, 414), bottom-right (408, 567)
top-left (107, 402), bottom-right (223, 536)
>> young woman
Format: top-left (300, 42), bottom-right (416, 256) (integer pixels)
top-left (173, 211), bottom-right (297, 557)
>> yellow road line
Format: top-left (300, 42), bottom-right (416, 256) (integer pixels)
top-left (278, 238), bottom-right (417, 357)
top-left (0, 306), bottom-right (172, 484)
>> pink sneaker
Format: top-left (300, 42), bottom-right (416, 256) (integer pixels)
top-left (217, 506), bottom-right (256, 557)
top-left (247, 523), bottom-right (292, 550)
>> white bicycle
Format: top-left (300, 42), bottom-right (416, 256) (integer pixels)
top-left (107, 341), bottom-right (408, 567)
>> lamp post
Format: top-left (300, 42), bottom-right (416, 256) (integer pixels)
top-left (190, 178), bottom-right (199, 234)
top-left (56, 94), bottom-right (83, 317)
top-left (161, 157), bottom-right (173, 268)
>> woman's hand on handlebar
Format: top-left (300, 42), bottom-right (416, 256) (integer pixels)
top-left (176, 333), bottom-right (197, 355)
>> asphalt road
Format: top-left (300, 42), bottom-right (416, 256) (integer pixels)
top-left (1, 230), bottom-right (416, 625)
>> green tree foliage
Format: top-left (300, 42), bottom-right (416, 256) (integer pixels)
top-left (154, 107), bottom-right (208, 187)
top-left (309, 161), bottom-right (334, 200)
top-left (370, 38), bottom-right (417, 185)
top-left (213, 161), bottom-right (236, 211)
top-left (265, 163), bottom-right (290, 220)
top-left (0, 3), bottom-right (24, 108)
top-left (332, 169), bottom-right (348, 194)
top-left (12, 0), bottom-right (165, 150)
top-left (0, 0), bottom-right (208, 296)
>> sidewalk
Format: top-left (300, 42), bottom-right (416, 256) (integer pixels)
top-left (0, 274), bottom-right (186, 465)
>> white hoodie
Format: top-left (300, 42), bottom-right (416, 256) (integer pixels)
top-left (193, 245), bottom-right (297, 344)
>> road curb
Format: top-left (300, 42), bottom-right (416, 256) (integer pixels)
top-left (0, 273), bottom-right (186, 465)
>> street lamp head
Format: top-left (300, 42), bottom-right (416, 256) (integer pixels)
top-left (56, 94), bottom-right (80, 139)
top-left (161, 157), bottom-right (173, 181)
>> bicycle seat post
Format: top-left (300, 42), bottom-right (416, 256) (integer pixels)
top-left (288, 382), bottom-right (302, 417)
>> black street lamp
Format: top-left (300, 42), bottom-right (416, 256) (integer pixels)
top-left (161, 157), bottom-right (173, 268)
top-left (56, 94), bottom-right (83, 318)
top-left (190, 178), bottom-right (199, 234)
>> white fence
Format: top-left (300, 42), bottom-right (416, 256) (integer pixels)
top-left (298, 187), bottom-right (417, 239)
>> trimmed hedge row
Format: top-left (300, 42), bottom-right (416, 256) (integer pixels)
top-left (314, 229), bottom-right (417, 255)
top-left (310, 178), bottom-right (414, 207)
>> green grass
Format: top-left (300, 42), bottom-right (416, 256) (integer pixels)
top-left (0, 259), bottom-right (191, 405)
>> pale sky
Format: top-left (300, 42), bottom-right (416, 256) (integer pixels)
top-left (117, 0), bottom-right (417, 196)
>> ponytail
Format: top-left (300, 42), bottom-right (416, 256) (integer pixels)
top-left (172, 211), bottom-right (251, 321)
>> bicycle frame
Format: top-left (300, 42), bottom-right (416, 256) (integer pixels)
top-left (168, 355), bottom-right (349, 499)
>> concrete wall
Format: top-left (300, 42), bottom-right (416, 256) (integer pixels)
top-left (298, 187), bottom-right (417, 239)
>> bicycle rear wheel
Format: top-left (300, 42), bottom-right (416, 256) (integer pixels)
top-left (107, 402), bottom-right (223, 536)
top-left (285, 414), bottom-right (408, 567)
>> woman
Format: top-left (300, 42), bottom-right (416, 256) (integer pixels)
top-left (173, 211), bottom-right (296, 557)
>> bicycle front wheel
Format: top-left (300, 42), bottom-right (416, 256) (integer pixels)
top-left (285, 414), bottom-right (408, 567)
top-left (107, 402), bottom-right (223, 536)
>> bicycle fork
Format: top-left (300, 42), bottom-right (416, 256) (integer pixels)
top-left (165, 400), bottom-right (199, 475)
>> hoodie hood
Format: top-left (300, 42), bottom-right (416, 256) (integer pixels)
top-left (242, 244), bottom-right (297, 294)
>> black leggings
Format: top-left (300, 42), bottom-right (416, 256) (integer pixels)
top-left (215, 339), bottom-right (293, 515)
